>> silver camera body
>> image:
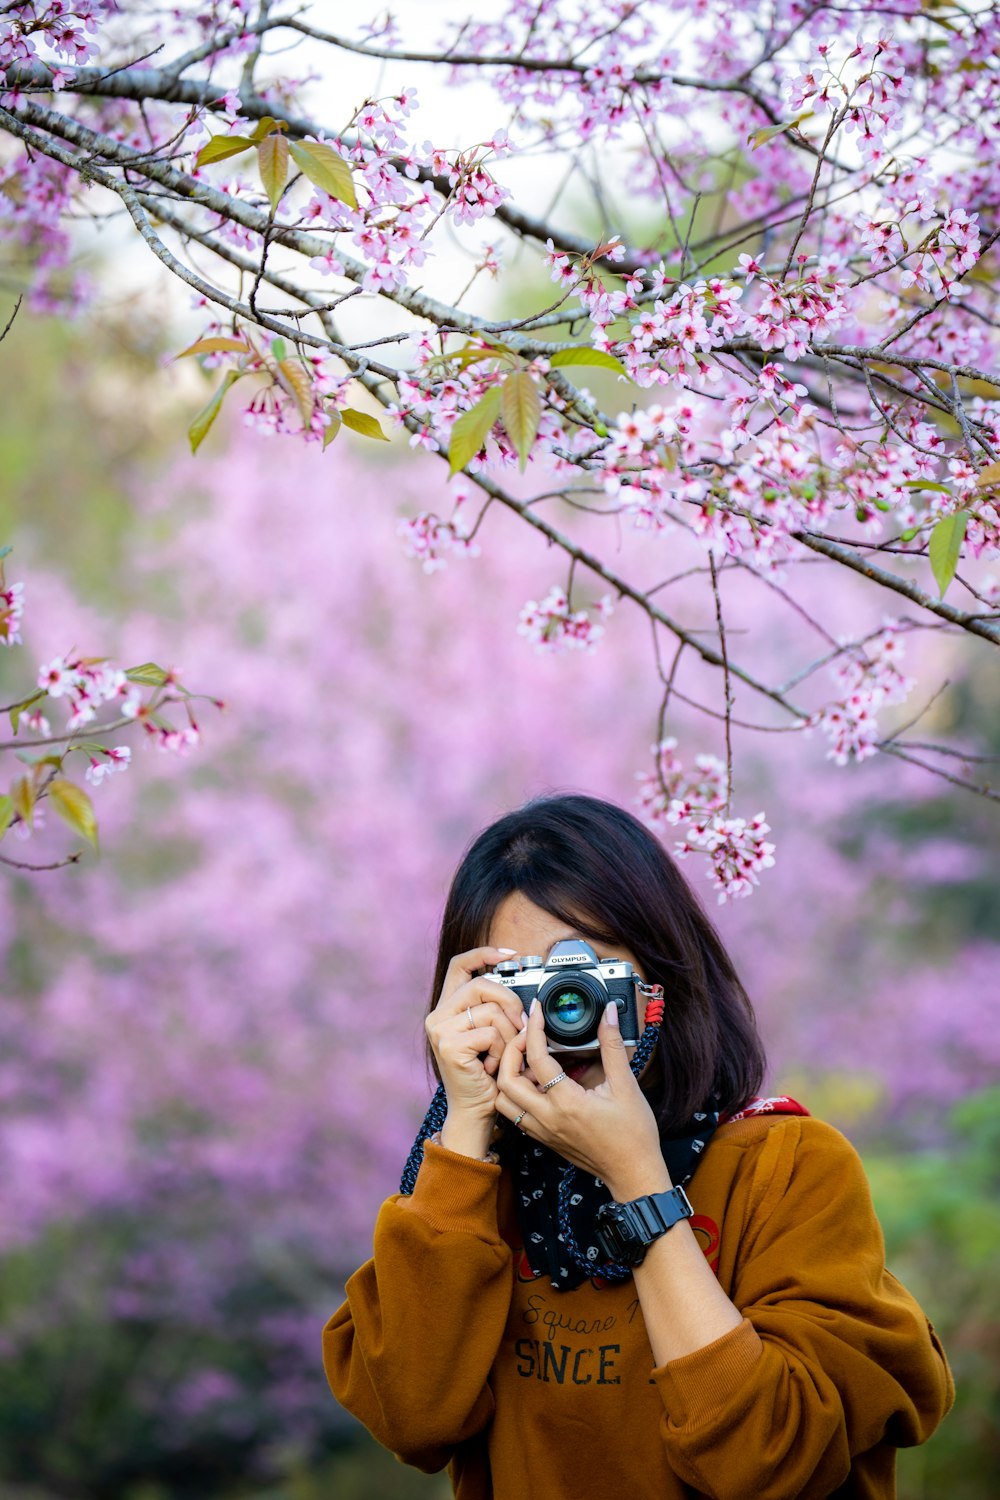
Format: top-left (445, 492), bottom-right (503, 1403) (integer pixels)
top-left (488, 938), bottom-right (640, 1053)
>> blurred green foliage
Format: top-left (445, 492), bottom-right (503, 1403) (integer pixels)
top-left (0, 1214), bottom-right (341, 1498)
top-left (0, 290), bottom-right (185, 606)
top-left (870, 1087), bottom-right (1000, 1500)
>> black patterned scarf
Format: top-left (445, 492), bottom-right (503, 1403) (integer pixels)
top-left (498, 1103), bottom-right (719, 1290)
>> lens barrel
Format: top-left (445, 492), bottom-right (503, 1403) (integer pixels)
top-left (537, 969), bottom-right (606, 1046)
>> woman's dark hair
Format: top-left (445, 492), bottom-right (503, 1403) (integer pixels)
top-left (428, 793), bottom-right (765, 1132)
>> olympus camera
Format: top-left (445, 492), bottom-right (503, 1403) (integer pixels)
top-left (488, 939), bottom-right (640, 1052)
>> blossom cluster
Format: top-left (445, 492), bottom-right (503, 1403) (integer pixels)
top-left (84, 743), bottom-right (131, 785)
top-left (0, 1), bottom-right (107, 79)
top-left (1, 577), bottom-right (24, 645)
top-left (196, 90), bottom-right (511, 300)
top-left (859, 202), bottom-right (981, 301)
top-left (0, 150), bottom-right (86, 312)
top-left (674, 810), bottom-right (777, 905)
top-left (27, 651), bottom-right (201, 768)
top-left (811, 622), bottom-right (914, 765)
top-left (516, 585), bottom-right (613, 654)
top-left (397, 493), bottom-right (481, 573)
top-left (635, 737), bottom-right (775, 902)
top-left (787, 33), bottom-right (912, 170)
top-left (37, 653), bottom-right (143, 730)
top-left (599, 403), bottom-right (679, 525)
top-left (448, 1), bottom-right (664, 142)
top-left (636, 736), bottom-right (729, 824)
top-left (0, 565), bottom-right (208, 851)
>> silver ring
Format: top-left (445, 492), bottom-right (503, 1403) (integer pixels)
top-left (513, 1109), bottom-right (528, 1129)
top-left (467, 1005), bottom-right (475, 1029)
top-left (539, 1071), bottom-right (568, 1093)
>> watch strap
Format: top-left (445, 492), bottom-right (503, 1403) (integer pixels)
top-left (595, 1184), bottom-right (694, 1266)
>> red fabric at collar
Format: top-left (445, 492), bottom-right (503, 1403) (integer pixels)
top-left (721, 1094), bottom-right (810, 1122)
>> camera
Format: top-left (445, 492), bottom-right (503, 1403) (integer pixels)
top-left (488, 939), bottom-right (640, 1052)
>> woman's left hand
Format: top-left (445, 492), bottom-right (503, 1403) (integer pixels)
top-left (495, 999), bottom-right (669, 1201)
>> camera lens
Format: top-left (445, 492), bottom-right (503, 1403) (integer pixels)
top-left (538, 971), bottom-right (604, 1046)
top-left (549, 988), bottom-right (588, 1027)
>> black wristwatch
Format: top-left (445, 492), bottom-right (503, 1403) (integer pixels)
top-left (594, 1185), bottom-right (694, 1267)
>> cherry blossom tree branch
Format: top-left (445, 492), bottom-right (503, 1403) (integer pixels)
top-left (4, 0), bottom-right (1000, 883)
top-left (791, 531), bottom-right (1000, 647)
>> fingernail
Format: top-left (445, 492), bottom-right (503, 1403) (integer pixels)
top-left (529, 998), bottom-right (538, 1016)
top-left (605, 1001), bottom-right (619, 1027)
top-left (496, 947), bottom-right (516, 954)
top-left (518, 1011), bottom-right (528, 1030)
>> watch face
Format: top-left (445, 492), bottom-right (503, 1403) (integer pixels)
top-left (595, 1205), bottom-right (643, 1266)
top-left (595, 1188), bottom-right (694, 1267)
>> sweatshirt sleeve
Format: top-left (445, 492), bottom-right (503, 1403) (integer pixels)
top-left (322, 1141), bottom-right (513, 1472)
top-left (652, 1118), bottom-right (954, 1500)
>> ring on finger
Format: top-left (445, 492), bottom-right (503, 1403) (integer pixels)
top-left (467, 1005), bottom-right (475, 1029)
top-left (539, 1071), bottom-right (568, 1093)
top-left (513, 1109), bottom-right (528, 1129)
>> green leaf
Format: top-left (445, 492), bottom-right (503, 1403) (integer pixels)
top-left (340, 407), bottom-right (389, 441)
top-left (125, 662), bottom-right (169, 686)
top-left (9, 689), bottom-right (46, 735)
top-left (323, 408), bottom-right (343, 448)
top-left (248, 115), bottom-right (282, 143)
top-left (448, 387), bottom-right (502, 474)
top-left (748, 110), bottom-right (815, 150)
top-left (0, 544), bottom-right (12, 560)
top-left (288, 139), bottom-right (358, 210)
top-left (903, 479), bottom-right (952, 494)
top-left (549, 347), bottom-right (630, 378)
top-left (276, 358), bottom-right (315, 425)
top-left (975, 460), bottom-right (1000, 490)
top-left (0, 795), bottom-right (13, 840)
top-left (257, 133), bottom-right (290, 212)
top-left (270, 338), bottom-right (287, 362)
top-left (500, 370), bottom-right (543, 472)
top-left (175, 335), bottom-right (250, 359)
top-left (12, 775), bottom-right (34, 827)
top-left (928, 511), bottom-right (968, 596)
top-left (188, 371), bottom-right (241, 454)
top-left (195, 134), bottom-right (255, 167)
top-left (48, 779), bottom-right (98, 848)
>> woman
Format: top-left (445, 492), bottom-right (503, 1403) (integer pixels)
top-left (324, 794), bottom-right (952, 1499)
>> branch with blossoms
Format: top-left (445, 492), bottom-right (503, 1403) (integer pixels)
top-left (2, 1), bottom-right (1000, 899)
top-left (0, 547), bottom-right (216, 870)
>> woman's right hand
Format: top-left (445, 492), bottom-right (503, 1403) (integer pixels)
top-left (424, 946), bottom-right (528, 1158)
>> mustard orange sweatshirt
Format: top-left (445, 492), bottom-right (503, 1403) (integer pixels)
top-left (323, 1114), bottom-right (953, 1499)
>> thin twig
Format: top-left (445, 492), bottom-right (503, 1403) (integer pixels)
top-left (709, 555), bottom-right (734, 810)
top-left (0, 850), bottom-right (84, 871)
top-left (0, 293), bottom-right (21, 342)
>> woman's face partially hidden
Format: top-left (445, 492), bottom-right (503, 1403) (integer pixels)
top-left (486, 890), bottom-right (647, 1092)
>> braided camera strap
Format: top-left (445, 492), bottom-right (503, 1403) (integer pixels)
top-left (400, 1082), bottom-right (448, 1196)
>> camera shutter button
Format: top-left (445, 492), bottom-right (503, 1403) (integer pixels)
top-left (520, 956), bottom-right (544, 968)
